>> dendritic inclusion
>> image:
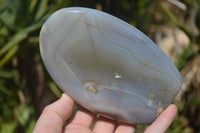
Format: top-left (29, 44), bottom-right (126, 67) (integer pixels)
top-left (39, 7), bottom-right (182, 124)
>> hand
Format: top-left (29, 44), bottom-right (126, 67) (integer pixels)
top-left (33, 93), bottom-right (177, 133)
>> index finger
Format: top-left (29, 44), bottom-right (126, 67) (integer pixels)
top-left (33, 93), bottom-right (74, 133)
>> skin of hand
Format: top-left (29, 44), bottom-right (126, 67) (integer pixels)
top-left (33, 93), bottom-right (177, 133)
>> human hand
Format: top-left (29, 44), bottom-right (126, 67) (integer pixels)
top-left (33, 93), bottom-right (177, 133)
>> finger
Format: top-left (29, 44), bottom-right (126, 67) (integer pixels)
top-left (93, 117), bottom-right (116, 133)
top-left (68, 107), bottom-right (95, 127)
top-left (115, 124), bottom-right (136, 133)
top-left (33, 93), bottom-right (74, 133)
top-left (63, 123), bottom-right (94, 133)
top-left (145, 104), bottom-right (177, 133)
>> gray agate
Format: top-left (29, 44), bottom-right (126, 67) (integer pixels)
top-left (39, 7), bottom-right (182, 124)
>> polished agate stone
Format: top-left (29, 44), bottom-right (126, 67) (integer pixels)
top-left (39, 7), bottom-right (182, 124)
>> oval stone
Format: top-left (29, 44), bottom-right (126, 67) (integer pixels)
top-left (39, 7), bottom-right (182, 124)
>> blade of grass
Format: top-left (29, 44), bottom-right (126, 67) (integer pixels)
top-left (0, 32), bottom-right (26, 57)
top-left (0, 45), bottom-right (18, 67)
top-left (160, 3), bottom-right (178, 26)
top-left (35, 0), bottom-right (48, 20)
top-left (0, 22), bottom-right (42, 57)
top-left (0, 70), bottom-right (17, 78)
top-left (48, 82), bottom-right (62, 98)
top-left (0, 83), bottom-right (12, 95)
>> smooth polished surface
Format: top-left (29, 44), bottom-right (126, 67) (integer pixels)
top-left (39, 7), bottom-right (182, 124)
